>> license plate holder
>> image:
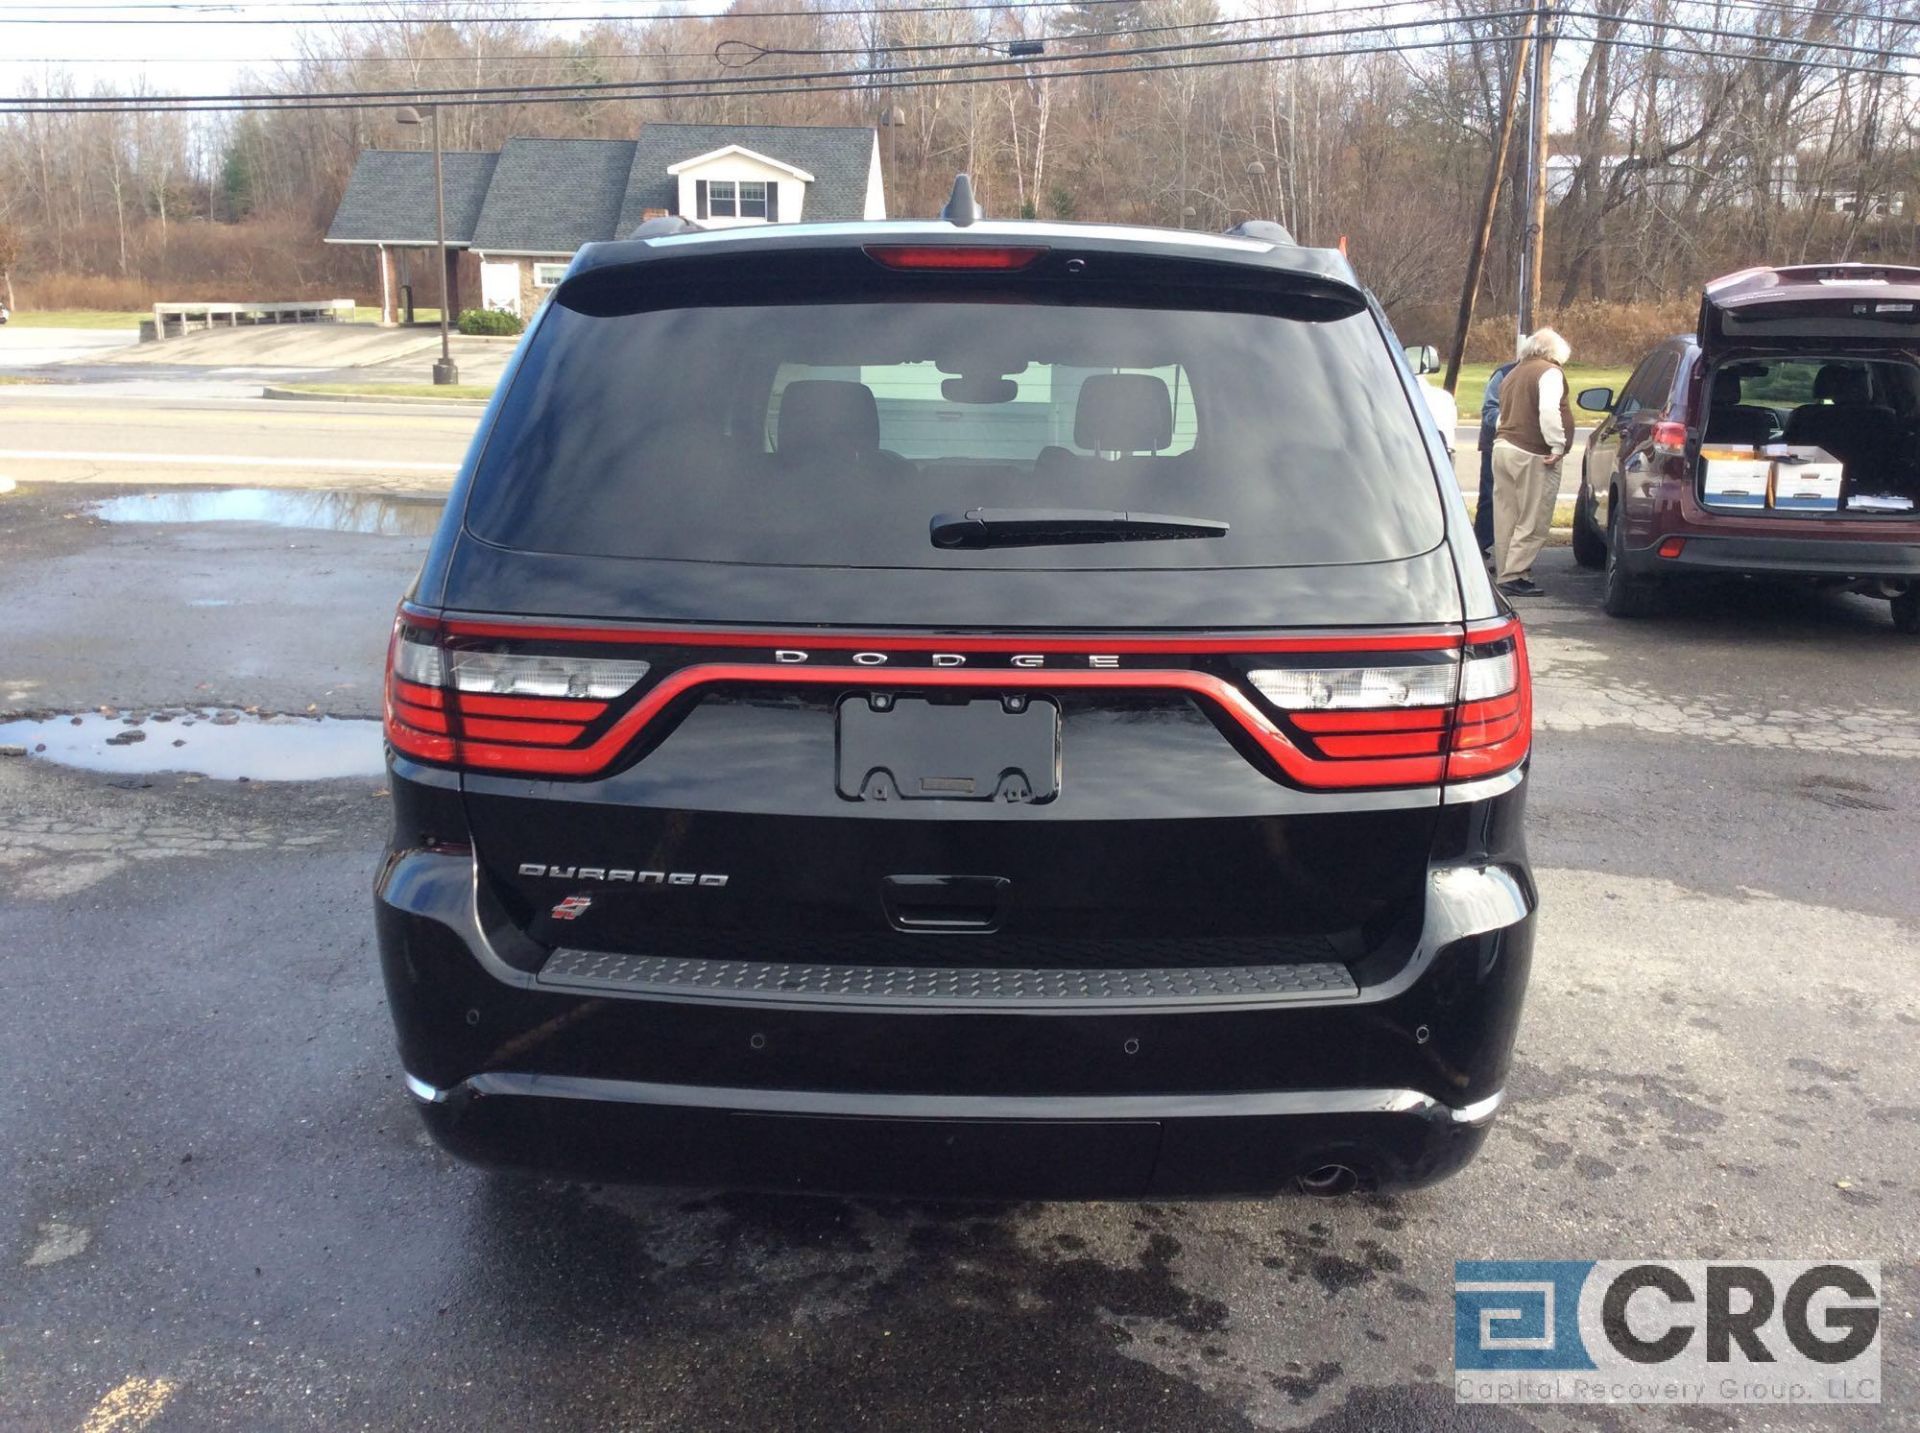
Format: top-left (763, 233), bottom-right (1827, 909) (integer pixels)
top-left (836, 695), bottom-right (1059, 803)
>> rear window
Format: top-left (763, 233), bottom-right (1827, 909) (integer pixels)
top-left (464, 293), bottom-right (1445, 569)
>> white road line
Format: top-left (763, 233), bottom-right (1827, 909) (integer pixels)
top-left (0, 448), bottom-right (456, 472)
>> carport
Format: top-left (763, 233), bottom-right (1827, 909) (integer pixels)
top-left (323, 148), bottom-right (496, 324)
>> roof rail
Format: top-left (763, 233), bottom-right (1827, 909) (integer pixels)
top-left (1222, 218), bottom-right (1296, 246)
top-left (627, 215), bottom-right (704, 240)
top-left (942, 174), bottom-right (983, 228)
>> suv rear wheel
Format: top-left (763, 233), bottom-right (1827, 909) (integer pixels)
top-left (1893, 588), bottom-right (1920, 634)
top-left (1570, 484), bottom-right (1606, 569)
top-left (1602, 502), bottom-right (1661, 618)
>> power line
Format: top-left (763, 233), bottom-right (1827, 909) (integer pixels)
top-left (0, 0), bottom-right (1515, 65)
top-left (0, 0), bottom-right (1165, 24)
top-left (2, 10), bottom-right (1528, 107)
top-left (1561, 24), bottom-right (1917, 79)
top-left (1664, 0), bottom-right (1920, 30)
top-left (0, 31), bottom-right (1523, 112)
top-left (1565, 6), bottom-right (1920, 61)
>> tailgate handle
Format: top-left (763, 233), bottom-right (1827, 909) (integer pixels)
top-left (882, 875), bottom-right (1010, 933)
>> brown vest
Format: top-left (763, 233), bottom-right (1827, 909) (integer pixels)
top-left (1495, 356), bottom-right (1574, 457)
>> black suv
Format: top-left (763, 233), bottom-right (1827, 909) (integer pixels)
top-left (375, 203), bottom-right (1537, 1199)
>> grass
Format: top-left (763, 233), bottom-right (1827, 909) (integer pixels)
top-left (0, 374), bottom-right (52, 385)
top-left (5, 309), bottom-right (147, 329)
top-left (1450, 362), bottom-right (1635, 426)
top-left (276, 381), bottom-right (494, 400)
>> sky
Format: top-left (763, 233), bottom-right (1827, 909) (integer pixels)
top-left (0, 1), bottom-right (597, 100)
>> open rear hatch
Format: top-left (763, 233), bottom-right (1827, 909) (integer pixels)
top-left (1701, 263), bottom-right (1920, 351)
top-left (1697, 265), bottom-right (1920, 520)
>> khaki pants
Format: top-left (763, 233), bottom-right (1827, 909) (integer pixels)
top-left (1490, 440), bottom-right (1561, 585)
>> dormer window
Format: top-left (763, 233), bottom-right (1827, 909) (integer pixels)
top-left (698, 178), bottom-right (777, 222)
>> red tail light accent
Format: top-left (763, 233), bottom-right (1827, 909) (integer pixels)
top-left (1441, 618), bottom-right (1531, 783)
top-left (1651, 420), bottom-right (1689, 456)
top-left (1657, 537), bottom-right (1687, 559)
top-left (864, 244), bottom-right (1048, 271)
top-left (383, 612), bottom-right (642, 771)
top-left (382, 608), bottom-right (1531, 792)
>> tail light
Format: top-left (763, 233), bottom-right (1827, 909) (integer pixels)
top-left (384, 607), bottom-right (1529, 791)
top-left (385, 614), bottom-right (649, 772)
top-left (1651, 420), bottom-right (1689, 457)
top-left (1248, 617), bottom-right (1530, 785)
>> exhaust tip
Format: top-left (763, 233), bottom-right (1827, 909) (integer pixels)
top-left (1296, 1163), bottom-right (1361, 1197)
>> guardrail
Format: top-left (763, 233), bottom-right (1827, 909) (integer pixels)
top-left (146, 299), bottom-right (356, 341)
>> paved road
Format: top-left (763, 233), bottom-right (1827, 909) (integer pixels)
top-left (1, 474), bottom-right (1915, 1432)
top-left (0, 393), bottom-right (476, 489)
top-left (1, 382), bottom-right (1580, 501)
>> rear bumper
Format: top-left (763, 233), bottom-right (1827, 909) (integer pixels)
top-left (375, 825), bottom-right (1535, 1199)
top-left (1627, 531), bottom-right (1920, 581)
top-left (404, 1071), bottom-right (1500, 1198)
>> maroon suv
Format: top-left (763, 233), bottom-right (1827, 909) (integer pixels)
top-left (1572, 263), bottom-right (1920, 630)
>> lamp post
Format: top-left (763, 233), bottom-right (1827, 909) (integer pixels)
top-left (395, 104), bottom-right (458, 386)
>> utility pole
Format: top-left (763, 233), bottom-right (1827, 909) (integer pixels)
top-left (396, 103), bottom-right (458, 385)
top-left (1444, 14), bottom-right (1536, 393)
top-left (1518, 0), bottom-right (1557, 340)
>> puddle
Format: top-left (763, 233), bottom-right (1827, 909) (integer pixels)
top-left (0, 710), bottom-right (385, 781)
top-left (90, 488), bottom-right (443, 536)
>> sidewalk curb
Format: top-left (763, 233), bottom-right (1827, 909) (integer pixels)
top-left (260, 385), bottom-right (490, 407)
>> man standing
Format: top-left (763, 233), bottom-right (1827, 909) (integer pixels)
top-left (1475, 349), bottom-right (1521, 556)
top-left (1490, 328), bottom-right (1573, 597)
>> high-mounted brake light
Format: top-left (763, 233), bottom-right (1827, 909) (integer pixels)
top-left (864, 245), bottom-right (1048, 271)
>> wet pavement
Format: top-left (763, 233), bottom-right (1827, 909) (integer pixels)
top-left (0, 479), bottom-right (1917, 1432)
top-left (0, 710), bottom-right (385, 782)
top-left (89, 488), bottom-right (444, 537)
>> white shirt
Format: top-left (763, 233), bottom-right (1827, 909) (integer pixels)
top-left (1537, 366), bottom-right (1568, 454)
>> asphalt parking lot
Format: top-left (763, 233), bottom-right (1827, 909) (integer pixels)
top-left (1, 481), bottom-right (1916, 1432)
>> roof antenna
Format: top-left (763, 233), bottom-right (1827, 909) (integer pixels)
top-left (942, 174), bottom-right (982, 227)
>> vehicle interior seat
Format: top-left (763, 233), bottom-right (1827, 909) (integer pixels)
top-left (1783, 364), bottom-right (1899, 476)
top-left (776, 379), bottom-right (912, 478)
top-left (1034, 373), bottom-right (1177, 481)
top-left (1702, 369), bottom-right (1780, 446)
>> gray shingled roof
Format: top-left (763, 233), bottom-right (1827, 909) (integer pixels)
top-left (467, 137), bottom-right (639, 255)
top-left (325, 149), bottom-right (497, 245)
top-left (327, 124), bottom-right (878, 252)
top-left (617, 123), bottom-right (875, 233)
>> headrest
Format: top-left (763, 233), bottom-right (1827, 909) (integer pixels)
top-left (778, 380), bottom-right (880, 456)
top-left (1711, 369), bottom-right (1744, 407)
top-left (1074, 373), bottom-right (1174, 453)
top-left (1813, 364), bottom-right (1870, 405)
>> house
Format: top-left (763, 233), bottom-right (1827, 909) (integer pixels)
top-left (326, 123), bottom-right (885, 323)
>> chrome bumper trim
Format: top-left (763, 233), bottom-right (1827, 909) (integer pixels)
top-left (401, 1069), bottom-right (1504, 1126)
top-left (1442, 767), bottom-right (1526, 804)
top-left (1451, 1090), bottom-right (1505, 1125)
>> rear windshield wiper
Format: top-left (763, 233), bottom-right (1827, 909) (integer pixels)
top-left (930, 508), bottom-right (1229, 550)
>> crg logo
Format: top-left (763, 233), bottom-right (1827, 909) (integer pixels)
top-left (518, 864), bottom-right (729, 887)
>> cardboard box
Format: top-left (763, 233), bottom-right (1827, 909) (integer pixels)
top-left (1700, 446), bottom-right (1770, 509)
top-left (1765, 445), bottom-right (1844, 513)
